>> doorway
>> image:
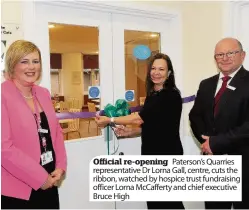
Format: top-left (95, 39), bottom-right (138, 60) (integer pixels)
top-left (23, 1), bottom-right (182, 209)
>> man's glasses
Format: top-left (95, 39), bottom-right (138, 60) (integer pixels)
top-left (214, 50), bottom-right (242, 59)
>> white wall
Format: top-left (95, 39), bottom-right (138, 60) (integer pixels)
top-left (3, 1), bottom-right (244, 209)
top-left (240, 4), bottom-right (249, 70)
top-left (241, 6), bottom-right (249, 69)
top-left (227, 3), bottom-right (249, 69)
top-left (223, 2), bottom-right (249, 69)
top-left (1, 1), bottom-right (23, 73)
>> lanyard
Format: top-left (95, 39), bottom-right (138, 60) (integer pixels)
top-left (33, 96), bottom-right (47, 152)
top-left (12, 82), bottom-right (48, 152)
top-left (33, 96), bottom-right (41, 129)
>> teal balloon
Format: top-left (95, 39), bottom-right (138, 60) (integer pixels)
top-left (133, 45), bottom-right (151, 60)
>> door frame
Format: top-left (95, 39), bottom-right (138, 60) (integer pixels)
top-left (223, 1), bottom-right (249, 68)
top-left (223, 1), bottom-right (249, 37)
top-left (22, 0), bottom-right (184, 138)
top-left (20, 1), bottom-right (184, 209)
top-left (22, 1), bottom-right (183, 90)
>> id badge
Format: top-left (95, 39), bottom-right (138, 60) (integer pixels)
top-left (41, 151), bottom-right (53, 166)
top-left (38, 128), bottom-right (48, 133)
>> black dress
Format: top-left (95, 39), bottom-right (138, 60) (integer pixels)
top-left (139, 88), bottom-right (185, 209)
top-left (1, 112), bottom-right (59, 209)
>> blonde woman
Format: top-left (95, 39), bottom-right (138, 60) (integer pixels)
top-left (1, 40), bottom-right (67, 209)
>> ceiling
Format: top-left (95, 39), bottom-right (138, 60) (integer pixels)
top-left (49, 23), bottom-right (159, 54)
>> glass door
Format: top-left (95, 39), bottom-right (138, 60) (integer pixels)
top-left (32, 2), bottom-right (182, 209)
top-left (112, 13), bottom-right (173, 209)
top-left (34, 3), bottom-right (114, 209)
top-left (112, 13), bottom-right (171, 153)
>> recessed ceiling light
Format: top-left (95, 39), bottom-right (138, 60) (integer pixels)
top-left (48, 24), bottom-right (55, 28)
top-left (150, 34), bottom-right (158, 37)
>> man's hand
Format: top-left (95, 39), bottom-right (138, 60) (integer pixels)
top-left (201, 135), bottom-right (213, 155)
top-left (41, 175), bottom-right (57, 190)
top-left (51, 168), bottom-right (64, 186)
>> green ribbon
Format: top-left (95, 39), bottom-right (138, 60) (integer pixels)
top-left (104, 99), bottom-right (130, 117)
top-left (104, 99), bottom-right (130, 155)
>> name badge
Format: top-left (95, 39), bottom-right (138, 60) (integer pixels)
top-left (227, 85), bottom-right (236, 91)
top-left (38, 128), bottom-right (48, 133)
top-left (41, 151), bottom-right (53, 166)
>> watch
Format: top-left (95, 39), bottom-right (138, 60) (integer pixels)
top-left (110, 117), bottom-right (115, 127)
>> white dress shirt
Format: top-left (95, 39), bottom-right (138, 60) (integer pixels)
top-left (214, 66), bottom-right (242, 96)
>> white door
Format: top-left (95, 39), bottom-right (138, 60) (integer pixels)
top-left (24, 1), bottom-right (183, 209)
top-left (33, 3), bottom-right (115, 209)
top-left (111, 13), bottom-right (183, 209)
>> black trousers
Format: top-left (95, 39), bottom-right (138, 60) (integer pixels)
top-left (1, 186), bottom-right (59, 209)
top-left (206, 165), bottom-right (249, 210)
top-left (147, 201), bottom-right (185, 209)
top-left (205, 201), bottom-right (249, 209)
top-left (205, 190), bottom-right (249, 210)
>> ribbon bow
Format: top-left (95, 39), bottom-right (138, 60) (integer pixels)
top-left (104, 99), bottom-right (131, 117)
top-left (103, 99), bottom-right (130, 155)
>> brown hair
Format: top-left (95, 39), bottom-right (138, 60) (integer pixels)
top-left (146, 53), bottom-right (180, 96)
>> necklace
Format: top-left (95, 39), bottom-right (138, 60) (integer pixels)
top-left (23, 95), bottom-right (33, 99)
top-left (12, 80), bottom-right (33, 99)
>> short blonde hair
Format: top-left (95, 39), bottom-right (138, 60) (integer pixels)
top-left (5, 40), bottom-right (42, 79)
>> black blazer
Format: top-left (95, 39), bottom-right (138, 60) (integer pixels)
top-left (189, 67), bottom-right (249, 155)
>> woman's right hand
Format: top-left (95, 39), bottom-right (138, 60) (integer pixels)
top-left (41, 175), bottom-right (57, 190)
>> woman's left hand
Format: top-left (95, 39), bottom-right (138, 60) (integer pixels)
top-left (113, 125), bottom-right (130, 137)
top-left (51, 168), bottom-right (64, 186)
top-left (95, 115), bottom-right (110, 128)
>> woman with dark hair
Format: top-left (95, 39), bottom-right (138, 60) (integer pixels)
top-left (95, 53), bottom-right (184, 209)
top-left (145, 53), bottom-right (180, 96)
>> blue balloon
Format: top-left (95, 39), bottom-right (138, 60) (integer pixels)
top-left (133, 45), bottom-right (151, 60)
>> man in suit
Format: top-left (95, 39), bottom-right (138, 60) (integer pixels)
top-left (189, 37), bottom-right (249, 209)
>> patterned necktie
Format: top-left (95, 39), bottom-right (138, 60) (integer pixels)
top-left (214, 76), bottom-right (231, 116)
